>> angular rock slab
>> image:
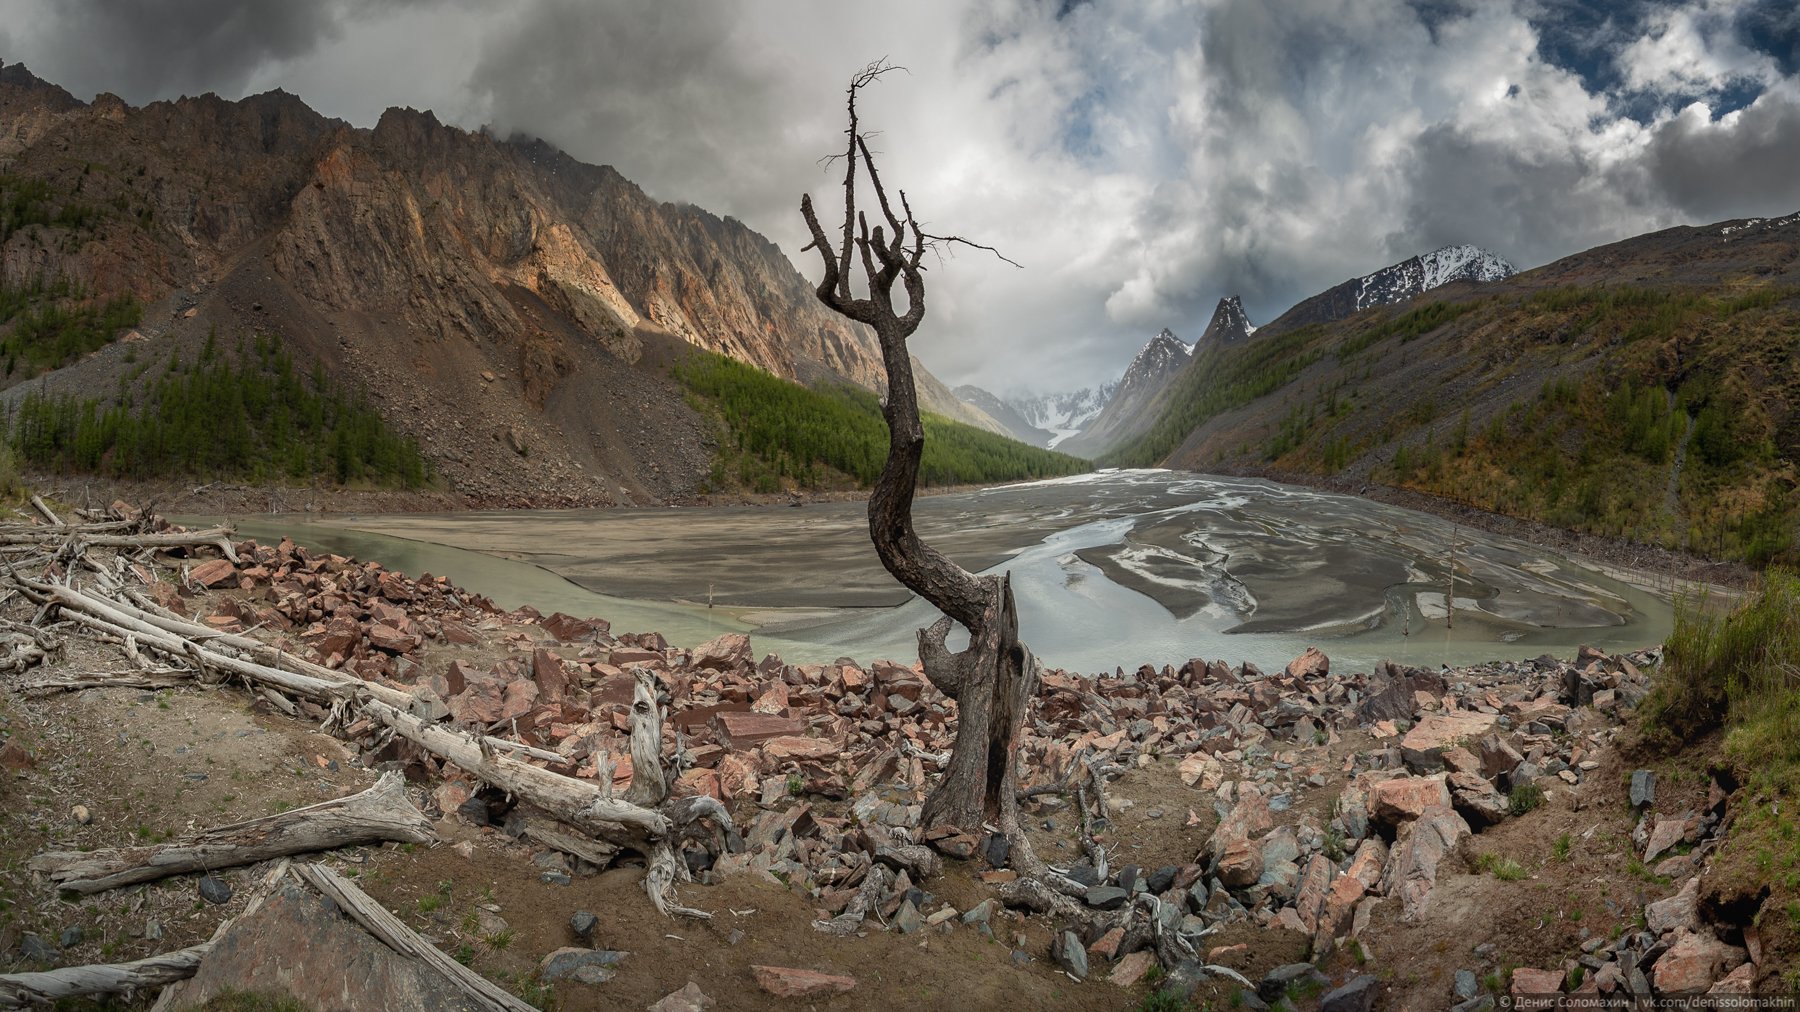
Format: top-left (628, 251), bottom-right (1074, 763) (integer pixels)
top-left (1382, 804), bottom-right (1471, 921)
top-left (751, 965), bottom-right (857, 999)
top-left (155, 882), bottom-right (479, 1010)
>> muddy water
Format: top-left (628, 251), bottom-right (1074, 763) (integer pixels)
top-left (215, 470), bottom-right (1675, 676)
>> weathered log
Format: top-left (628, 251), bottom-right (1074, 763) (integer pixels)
top-left (624, 667), bottom-right (666, 806)
top-left (0, 944), bottom-right (212, 1006)
top-left (518, 818), bottom-right (623, 870)
top-left (293, 863), bottom-right (537, 1012)
top-left (30, 771), bottom-right (433, 894)
top-left (359, 697), bottom-right (670, 841)
top-left (0, 525), bottom-right (239, 563)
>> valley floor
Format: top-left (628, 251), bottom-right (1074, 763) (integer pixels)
top-left (0, 504), bottom-right (1789, 1010)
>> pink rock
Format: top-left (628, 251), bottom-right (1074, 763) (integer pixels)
top-left (1216, 837), bottom-right (1264, 888)
top-left (531, 649), bottom-right (571, 702)
top-left (649, 981), bottom-right (714, 1012)
top-left (1510, 967), bottom-right (1563, 995)
top-left (751, 965), bottom-right (856, 998)
top-left (1087, 926), bottom-right (1125, 961)
top-left (1400, 712), bottom-right (1497, 765)
top-left (760, 736), bottom-right (837, 763)
top-left (1178, 752), bottom-right (1223, 789)
top-left (1708, 963), bottom-right (1759, 995)
top-left (1382, 805), bottom-right (1471, 921)
top-left (1370, 774), bottom-right (1452, 824)
top-left (1644, 817), bottom-right (1686, 863)
top-left (716, 711), bottom-right (804, 747)
top-left (1645, 876), bottom-right (1699, 936)
top-left (1653, 930), bottom-right (1746, 994)
top-left (1292, 854), bottom-right (1335, 933)
top-left (1344, 838), bottom-right (1388, 890)
top-left (1285, 646), bottom-right (1329, 678)
top-left (693, 633), bottom-right (751, 672)
top-left (1110, 951), bottom-right (1156, 987)
top-left (190, 558), bottom-right (238, 588)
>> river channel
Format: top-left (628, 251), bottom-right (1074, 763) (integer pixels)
top-left (215, 470), bottom-right (1676, 676)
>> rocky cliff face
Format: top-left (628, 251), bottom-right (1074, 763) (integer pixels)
top-left (1198, 295), bottom-right (1256, 345)
top-left (0, 66), bottom-right (994, 504)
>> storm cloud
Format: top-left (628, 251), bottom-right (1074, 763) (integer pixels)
top-left (4, 0), bottom-right (1799, 393)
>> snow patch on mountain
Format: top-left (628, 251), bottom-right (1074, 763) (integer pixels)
top-left (1354, 244), bottom-right (1515, 311)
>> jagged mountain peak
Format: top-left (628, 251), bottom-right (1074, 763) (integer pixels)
top-left (1200, 295), bottom-right (1257, 344)
top-left (1355, 244), bottom-right (1515, 312)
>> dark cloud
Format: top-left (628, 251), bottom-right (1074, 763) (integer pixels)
top-left (1644, 89), bottom-right (1800, 219)
top-left (14, 0), bottom-right (349, 100)
top-left (5, 0), bottom-right (1800, 393)
top-left (4, 0), bottom-right (459, 104)
top-left (1398, 122), bottom-right (1665, 272)
top-left (1738, 0), bottom-right (1800, 75)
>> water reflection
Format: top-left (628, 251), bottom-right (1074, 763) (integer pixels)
top-left (211, 470), bottom-right (1674, 675)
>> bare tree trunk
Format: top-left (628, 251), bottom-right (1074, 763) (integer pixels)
top-left (30, 771), bottom-right (433, 894)
top-left (0, 946), bottom-right (211, 1006)
top-left (799, 62), bottom-right (1037, 839)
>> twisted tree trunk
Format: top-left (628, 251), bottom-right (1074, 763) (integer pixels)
top-left (799, 62), bottom-right (1037, 837)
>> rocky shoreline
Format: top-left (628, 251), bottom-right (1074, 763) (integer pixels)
top-left (0, 505), bottom-right (1781, 1008)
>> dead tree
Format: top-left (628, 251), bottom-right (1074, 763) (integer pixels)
top-left (799, 63), bottom-right (1038, 840)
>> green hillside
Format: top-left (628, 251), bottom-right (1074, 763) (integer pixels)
top-left (1103, 281), bottom-right (1799, 568)
top-left (673, 351), bottom-right (1090, 492)
top-left (4, 331), bottom-right (431, 488)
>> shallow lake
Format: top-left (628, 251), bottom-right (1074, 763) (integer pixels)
top-left (215, 470), bottom-right (1676, 676)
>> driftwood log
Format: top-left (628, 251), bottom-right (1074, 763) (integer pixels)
top-left (10, 574), bottom-right (731, 919)
top-left (30, 771), bottom-right (434, 894)
top-left (0, 945), bottom-right (212, 1007)
top-left (293, 863), bottom-right (537, 1012)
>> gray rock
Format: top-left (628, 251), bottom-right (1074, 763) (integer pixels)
top-left (1320, 974), bottom-right (1380, 1012)
top-left (19, 932), bottom-right (57, 963)
top-left (539, 869), bottom-right (573, 886)
top-left (960, 899), bottom-right (998, 926)
top-left (982, 833), bottom-right (1010, 869)
top-left (1085, 885), bottom-right (1130, 910)
top-left (1450, 997), bottom-right (1496, 1012)
top-left (1010, 949), bottom-right (1032, 967)
top-left (1260, 963), bottom-right (1327, 1002)
top-left (539, 947), bottom-right (625, 984)
top-left (456, 796), bottom-right (490, 826)
top-left (58, 926), bottom-right (82, 948)
top-left (1454, 968), bottom-right (1478, 1000)
top-left (894, 898), bottom-right (923, 935)
top-left (1051, 929), bottom-right (1088, 979)
top-left (198, 875), bottom-right (233, 905)
top-left (1147, 865), bottom-right (1178, 894)
top-left (570, 910), bottom-right (598, 942)
top-left (144, 918), bottom-right (163, 942)
top-left (1066, 863), bottom-right (1099, 887)
top-left (1630, 770), bottom-right (1656, 808)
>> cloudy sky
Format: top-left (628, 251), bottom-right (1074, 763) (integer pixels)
top-left (4, 0), bottom-right (1798, 394)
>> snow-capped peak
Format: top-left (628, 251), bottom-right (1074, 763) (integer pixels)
top-left (1200, 296), bottom-right (1257, 344)
top-left (1354, 244), bottom-right (1515, 311)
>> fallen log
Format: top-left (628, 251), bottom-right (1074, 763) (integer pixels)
top-left (30, 771), bottom-right (434, 894)
top-left (293, 863), bottom-right (536, 1012)
top-left (0, 526), bottom-right (239, 563)
top-left (0, 945), bottom-right (211, 1007)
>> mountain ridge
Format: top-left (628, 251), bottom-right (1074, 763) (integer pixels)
top-left (0, 63), bottom-right (1004, 504)
top-left (1057, 327), bottom-right (1192, 458)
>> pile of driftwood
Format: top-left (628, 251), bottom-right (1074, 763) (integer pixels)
top-left (0, 501), bottom-right (732, 1007)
